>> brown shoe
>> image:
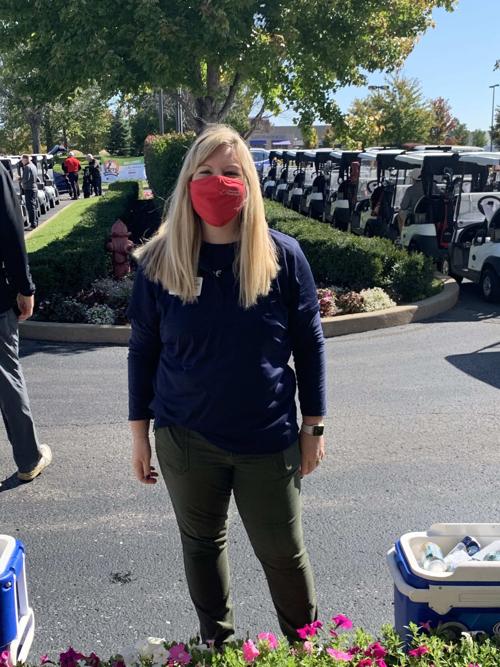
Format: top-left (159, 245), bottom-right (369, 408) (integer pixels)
top-left (17, 444), bottom-right (52, 481)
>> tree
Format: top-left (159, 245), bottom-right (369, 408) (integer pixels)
top-left (297, 111), bottom-right (318, 148)
top-left (321, 126), bottom-right (336, 148)
top-left (337, 75), bottom-right (434, 147)
top-left (429, 97), bottom-right (457, 143)
top-left (448, 121), bottom-right (469, 145)
top-left (470, 129), bottom-right (487, 148)
top-left (0, 0), bottom-right (456, 133)
top-left (107, 110), bottom-right (131, 156)
top-left (492, 107), bottom-right (500, 150)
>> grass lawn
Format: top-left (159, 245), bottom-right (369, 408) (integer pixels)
top-left (26, 199), bottom-right (96, 253)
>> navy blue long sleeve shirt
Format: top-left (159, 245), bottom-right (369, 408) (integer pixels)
top-left (127, 229), bottom-right (326, 454)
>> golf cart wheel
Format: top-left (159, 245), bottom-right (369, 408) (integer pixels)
top-left (364, 223), bottom-right (373, 237)
top-left (480, 268), bottom-right (500, 302)
top-left (49, 198), bottom-right (55, 209)
top-left (437, 256), bottom-right (450, 276)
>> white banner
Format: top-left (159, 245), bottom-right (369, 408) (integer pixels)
top-left (101, 160), bottom-right (147, 183)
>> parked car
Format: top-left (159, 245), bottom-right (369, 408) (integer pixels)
top-left (250, 148), bottom-right (270, 177)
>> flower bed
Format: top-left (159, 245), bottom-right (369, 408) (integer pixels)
top-left (7, 616), bottom-right (499, 667)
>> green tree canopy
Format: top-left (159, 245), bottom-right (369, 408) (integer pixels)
top-left (107, 110), bottom-right (131, 156)
top-left (470, 129), bottom-right (487, 148)
top-left (0, 0), bottom-right (455, 133)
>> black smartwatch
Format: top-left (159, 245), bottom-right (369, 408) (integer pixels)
top-left (300, 423), bottom-right (324, 436)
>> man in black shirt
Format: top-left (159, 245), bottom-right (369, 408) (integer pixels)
top-left (0, 162), bottom-right (52, 481)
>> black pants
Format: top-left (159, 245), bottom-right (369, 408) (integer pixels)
top-left (25, 190), bottom-right (38, 228)
top-left (67, 172), bottom-right (79, 199)
top-left (92, 177), bottom-right (102, 196)
top-left (155, 425), bottom-right (317, 645)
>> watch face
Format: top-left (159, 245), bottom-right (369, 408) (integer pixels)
top-left (312, 425), bottom-right (324, 436)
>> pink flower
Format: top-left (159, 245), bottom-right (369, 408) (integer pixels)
top-left (357, 659), bottom-right (372, 667)
top-left (303, 641), bottom-right (314, 655)
top-left (169, 644), bottom-right (191, 665)
top-left (468, 664), bottom-right (480, 667)
top-left (59, 648), bottom-right (86, 667)
top-left (419, 621), bottom-right (432, 632)
top-left (311, 620), bottom-right (323, 630)
top-left (332, 615), bottom-right (353, 631)
top-left (242, 640), bottom-right (260, 663)
top-left (375, 660), bottom-right (387, 667)
top-left (0, 651), bottom-right (10, 667)
top-left (408, 646), bottom-right (429, 658)
top-left (326, 648), bottom-right (352, 662)
top-left (297, 624), bottom-right (316, 639)
top-left (40, 657), bottom-right (52, 665)
top-left (330, 630), bottom-right (338, 638)
top-left (365, 643), bottom-right (387, 659)
top-left (257, 633), bottom-right (278, 650)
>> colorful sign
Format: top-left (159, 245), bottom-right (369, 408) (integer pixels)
top-left (101, 161), bottom-right (147, 183)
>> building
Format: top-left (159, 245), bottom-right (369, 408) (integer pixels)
top-left (248, 124), bottom-right (330, 149)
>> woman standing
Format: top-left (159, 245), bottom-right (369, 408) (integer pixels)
top-left (128, 125), bottom-right (326, 646)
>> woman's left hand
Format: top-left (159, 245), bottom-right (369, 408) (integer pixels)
top-left (299, 432), bottom-right (325, 476)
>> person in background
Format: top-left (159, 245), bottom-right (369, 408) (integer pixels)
top-left (20, 155), bottom-right (39, 229)
top-left (397, 167), bottom-right (424, 234)
top-left (128, 125), bottom-right (326, 646)
top-left (63, 151), bottom-right (81, 200)
top-left (0, 162), bottom-right (52, 482)
top-left (87, 154), bottom-right (102, 196)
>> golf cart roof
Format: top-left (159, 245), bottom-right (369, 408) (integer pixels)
top-left (413, 144), bottom-right (484, 153)
top-left (458, 152), bottom-right (500, 166)
top-left (359, 148), bottom-right (404, 168)
top-left (269, 150), bottom-right (282, 160)
top-left (329, 150), bottom-right (360, 168)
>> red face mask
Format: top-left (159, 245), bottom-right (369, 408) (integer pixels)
top-left (189, 175), bottom-right (246, 227)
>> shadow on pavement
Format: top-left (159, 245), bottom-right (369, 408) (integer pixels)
top-left (426, 282), bottom-right (500, 324)
top-left (446, 341), bottom-right (500, 390)
top-left (0, 473), bottom-right (23, 493)
top-left (19, 340), bottom-right (114, 358)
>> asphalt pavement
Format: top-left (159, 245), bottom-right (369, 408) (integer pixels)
top-left (1, 282), bottom-right (499, 659)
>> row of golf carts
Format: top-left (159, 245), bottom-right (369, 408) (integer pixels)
top-left (261, 146), bottom-right (500, 302)
top-left (0, 154), bottom-right (65, 229)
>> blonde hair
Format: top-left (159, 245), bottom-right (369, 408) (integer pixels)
top-left (135, 124), bottom-right (278, 308)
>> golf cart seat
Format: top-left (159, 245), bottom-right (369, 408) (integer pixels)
top-left (413, 196), bottom-right (446, 225)
top-left (393, 184), bottom-right (412, 210)
top-left (488, 208), bottom-right (500, 242)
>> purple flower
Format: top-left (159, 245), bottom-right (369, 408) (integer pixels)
top-left (169, 643), bottom-right (191, 665)
top-left (365, 642), bottom-right (387, 659)
top-left (408, 646), bottom-right (429, 658)
top-left (59, 648), bottom-right (86, 667)
top-left (257, 633), bottom-right (278, 650)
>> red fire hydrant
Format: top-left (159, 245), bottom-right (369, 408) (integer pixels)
top-left (107, 219), bottom-right (134, 279)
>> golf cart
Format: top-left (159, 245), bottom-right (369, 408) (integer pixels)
top-left (283, 151), bottom-right (307, 211)
top-left (351, 149), bottom-right (404, 238)
top-left (394, 151), bottom-right (463, 265)
top-left (0, 157), bottom-right (29, 228)
top-left (299, 149), bottom-right (332, 220)
top-left (447, 152), bottom-right (500, 301)
top-left (323, 150), bottom-right (361, 230)
top-left (262, 150), bottom-right (282, 199)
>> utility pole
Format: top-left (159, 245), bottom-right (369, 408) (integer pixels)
top-left (490, 84), bottom-right (499, 151)
top-left (175, 87), bottom-right (184, 133)
top-left (159, 89), bottom-right (165, 134)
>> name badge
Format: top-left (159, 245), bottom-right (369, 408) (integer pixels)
top-left (169, 277), bottom-right (203, 297)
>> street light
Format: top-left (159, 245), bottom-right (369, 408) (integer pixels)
top-left (490, 84), bottom-right (499, 151)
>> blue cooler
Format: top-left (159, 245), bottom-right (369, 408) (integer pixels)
top-left (0, 536), bottom-right (35, 665)
top-left (387, 523), bottom-right (500, 639)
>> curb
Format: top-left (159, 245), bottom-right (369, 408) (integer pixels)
top-left (19, 278), bottom-right (458, 346)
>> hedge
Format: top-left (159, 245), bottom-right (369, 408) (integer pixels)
top-left (143, 132), bottom-right (195, 204)
top-left (265, 201), bottom-right (435, 303)
top-left (27, 181), bottom-right (138, 301)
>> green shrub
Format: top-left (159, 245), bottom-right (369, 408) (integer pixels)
top-left (265, 201), bottom-right (435, 302)
top-left (143, 132), bottom-right (195, 204)
top-left (28, 182), bottom-right (138, 301)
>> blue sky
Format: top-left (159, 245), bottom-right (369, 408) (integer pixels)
top-left (272, 0), bottom-right (500, 130)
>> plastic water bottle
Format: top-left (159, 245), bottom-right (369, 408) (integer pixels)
top-left (472, 540), bottom-right (500, 562)
top-left (421, 542), bottom-right (447, 572)
top-left (444, 536), bottom-right (482, 571)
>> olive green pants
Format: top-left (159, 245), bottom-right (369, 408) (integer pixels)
top-left (155, 425), bottom-right (317, 645)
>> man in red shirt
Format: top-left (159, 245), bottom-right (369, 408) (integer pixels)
top-left (63, 152), bottom-right (81, 200)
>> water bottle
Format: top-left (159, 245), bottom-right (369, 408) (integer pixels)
top-left (472, 540), bottom-right (500, 562)
top-left (444, 536), bottom-right (482, 571)
top-left (421, 542), bottom-right (447, 572)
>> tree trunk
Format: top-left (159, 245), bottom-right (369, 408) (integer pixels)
top-left (26, 108), bottom-right (42, 153)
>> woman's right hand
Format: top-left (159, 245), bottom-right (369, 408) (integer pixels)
top-left (132, 437), bottom-right (159, 485)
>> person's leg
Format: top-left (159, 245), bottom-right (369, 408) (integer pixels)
top-left (68, 173), bottom-right (77, 199)
top-left (25, 191), bottom-right (35, 227)
top-left (233, 442), bottom-right (317, 642)
top-left (74, 174), bottom-right (80, 197)
top-left (0, 309), bottom-right (42, 473)
top-left (31, 191), bottom-right (39, 227)
top-left (155, 426), bottom-right (235, 645)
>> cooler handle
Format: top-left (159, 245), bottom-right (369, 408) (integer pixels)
top-left (427, 586), bottom-right (500, 615)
